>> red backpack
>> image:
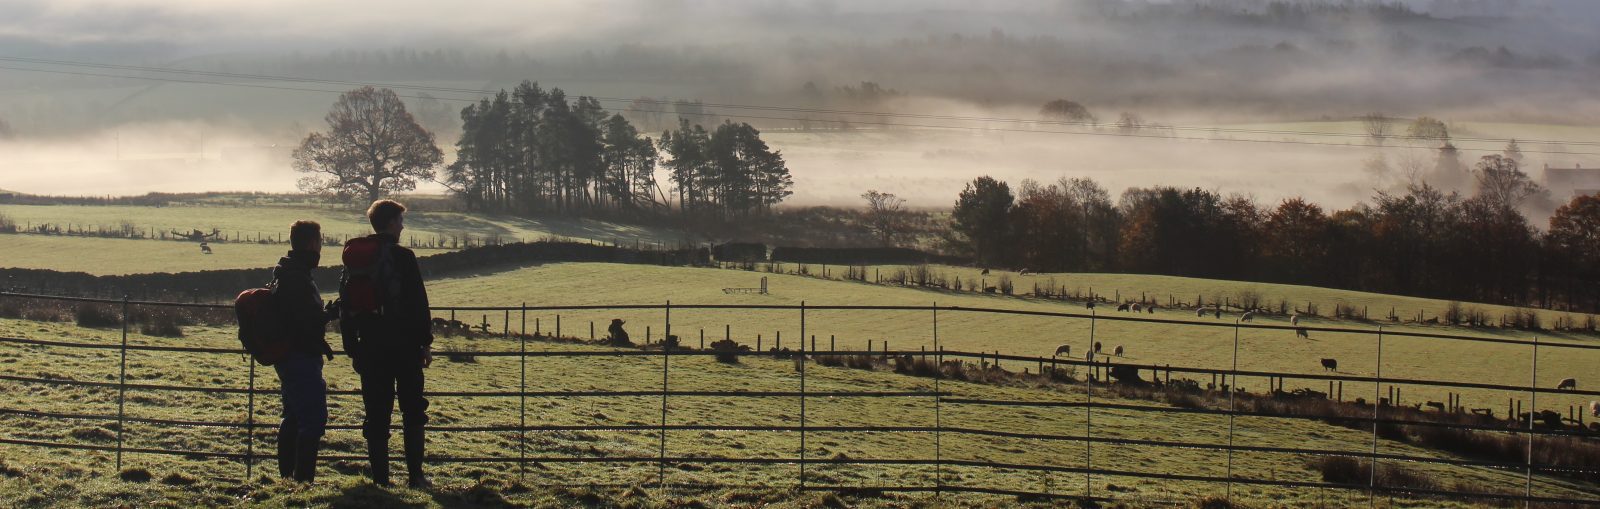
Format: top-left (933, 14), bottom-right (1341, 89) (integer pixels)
top-left (340, 235), bottom-right (401, 316)
top-left (235, 286), bottom-right (292, 366)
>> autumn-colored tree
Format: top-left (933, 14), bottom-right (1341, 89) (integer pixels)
top-left (295, 86), bottom-right (442, 202)
top-left (1546, 193), bottom-right (1600, 309)
top-left (1264, 198), bottom-right (1330, 283)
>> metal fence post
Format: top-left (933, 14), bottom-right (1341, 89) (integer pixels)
top-left (1225, 319), bottom-right (1240, 501)
top-left (659, 300), bottom-right (670, 488)
top-left (1370, 326), bottom-right (1383, 504)
top-left (1084, 307), bottom-right (1095, 500)
top-left (116, 294), bottom-right (129, 472)
top-left (245, 355), bottom-right (256, 482)
top-left (799, 301), bottom-right (807, 490)
top-left (932, 302), bottom-right (942, 496)
top-left (520, 303), bottom-right (527, 481)
top-left (1526, 336), bottom-right (1538, 504)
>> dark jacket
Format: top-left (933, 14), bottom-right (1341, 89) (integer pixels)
top-left (342, 233), bottom-right (434, 361)
top-left (273, 250), bottom-right (334, 359)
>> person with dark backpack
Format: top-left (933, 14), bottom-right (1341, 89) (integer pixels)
top-left (270, 220), bottom-right (336, 482)
top-left (340, 199), bottom-right (434, 488)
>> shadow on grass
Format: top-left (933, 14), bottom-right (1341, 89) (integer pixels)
top-left (429, 482), bottom-right (520, 509)
top-left (313, 483), bottom-right (428, 509)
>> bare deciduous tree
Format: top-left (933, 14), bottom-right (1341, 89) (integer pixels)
top-left (294, 86), bottom-right (442, 202)
top-left (862, 189), bottom-right (907, 246)
top-left (1360, 112), bottom-right (1392, 144)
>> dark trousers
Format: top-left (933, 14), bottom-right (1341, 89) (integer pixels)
top-left (358, 358), bottom-right (429, 483)
top-left (274, 354), bottom-right (327, 481)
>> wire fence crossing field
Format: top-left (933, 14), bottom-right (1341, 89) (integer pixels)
top-left (0, 291), bottom-right (1597, 506)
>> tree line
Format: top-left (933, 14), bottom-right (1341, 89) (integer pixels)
top-left (950, 155), bottom-right (1600, 313)
top-left (294, 85), bottom-right (791, 218)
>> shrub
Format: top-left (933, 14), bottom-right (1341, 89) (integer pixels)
top-left (997, 274), bottom-right (1013, 295)
top-left (74, 304), bottom-right (120, 328)
top-left (139, 312), bottom-right (184, 337)
top-left (709, 339), bottom-right (745, 364)
top-left (0, 211), bottom-right (15, 233)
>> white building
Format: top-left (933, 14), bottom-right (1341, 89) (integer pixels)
top-left (1545, 164), bottom-right (1600, 198)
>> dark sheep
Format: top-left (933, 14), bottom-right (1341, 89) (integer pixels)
top-left (1117, 303), bottom-right (1131, 312)
top-left (1132, 303), bottom-right (1143, 312)
top-left (1146, 305), bottom-right (1154, 314)
top-left (1214, 308), bottom-right (1222, 319)
top-left (1240, 310), bottom-right (1255, 322)
top-left (1320, 358), bottom-right (1337, 371)
top-left (1557, 378), bottom-right (1577, 390)
top-left (1054, 345), bottom-right (1071, 357)
top-left (1297, 328), bottom-right (1310, 339)
top-left (1196, 308), bottom-right (1207, 318)
top-left (1113, 345), bottom-right (1124, 357)
top-left (607, 319), bottom-right (632, 345)
top-left (1086, 301), bottom-right (1096, 310)
top-left (1093, 341), bottom-right (1102, 353)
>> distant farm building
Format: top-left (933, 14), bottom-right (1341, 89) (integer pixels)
top-left (1545, 164), bottom-right (1600, 198)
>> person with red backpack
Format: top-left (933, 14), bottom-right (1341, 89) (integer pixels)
top-left (340, 199), bottom-right (435, 488)
top-left (271, 220), bottom-right (337, 482)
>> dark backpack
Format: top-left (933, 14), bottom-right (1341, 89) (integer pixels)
top-left (340, 235), bottom-right (402, 317)
top-left (235, 285), bottom-right (291, 366)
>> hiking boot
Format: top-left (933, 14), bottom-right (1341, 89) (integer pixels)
top-left (292, 439), bottom-right (320, 483)
top-left (367, 442), bottom-right (390, 487)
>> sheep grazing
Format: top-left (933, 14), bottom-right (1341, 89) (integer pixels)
top-left (1085, 301), bottom-right (1096, 310)
top-left (983, 286), bottom-right (997, 294)
top-left (1117, 303), bottom-right (1131, 312)
top-left (980, 268), bottom-right (990, 275)
top-left (1425, 401), bottom-right (1446, 412)
top-left (1240, 310), bottom-right (1255, 322)
top-left (1132, 303), bottom-right (1143, 312)
top-left (199, 242), bottom-right (212, 255)
top-left (1113, 345), bottom-right (1124, 357)
top-left (1196, 308), bottom-right (1207, 318)
top-left (1296, 328), bottom-right (1310, 339)
top-left (1556, 378), bottom-right (1577, 390)
top-left (1146, 305), bottom-right (1155, 314)
top-left (1018, 268), bottom-right (1032, 276)
top-left (1320, 358), bottom-right (1337, 371)
top-left (1093, 341), bottom-right (1102, 354)
top-left (1054, 345), bottom-right (1071, 357)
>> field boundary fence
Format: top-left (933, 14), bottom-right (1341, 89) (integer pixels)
top-left (0, 291), bottom-right (1597, 506)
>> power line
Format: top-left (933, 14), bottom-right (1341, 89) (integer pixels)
top-left (4, 54), bottom-right (1596, 148)
top-left (1, 61), bottom-right (1597, 156)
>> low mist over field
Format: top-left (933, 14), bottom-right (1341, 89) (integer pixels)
top-left (2, 0), bottom-right (1598, 209)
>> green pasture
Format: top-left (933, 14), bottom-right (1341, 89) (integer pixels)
top-left (1, 312), bottom-right (1587, 508)
top-left (424, 263), bottom-right (1600, 421)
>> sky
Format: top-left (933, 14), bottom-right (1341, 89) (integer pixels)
top-left (1, 0), bottom-right (1598, 211)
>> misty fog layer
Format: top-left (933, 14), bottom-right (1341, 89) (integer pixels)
top-left (1, 0), bottom-right (1598, 215)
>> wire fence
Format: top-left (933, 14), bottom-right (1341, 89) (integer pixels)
top-left (0, 291), bottom-right (1598, 506)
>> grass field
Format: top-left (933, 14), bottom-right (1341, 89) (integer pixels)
top-left (1, 309), bottom-right (1590, 508)
top-left (0, 202), bottom-right (683, 274)
top-left (422, 263), bottom-right (1600, 424)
